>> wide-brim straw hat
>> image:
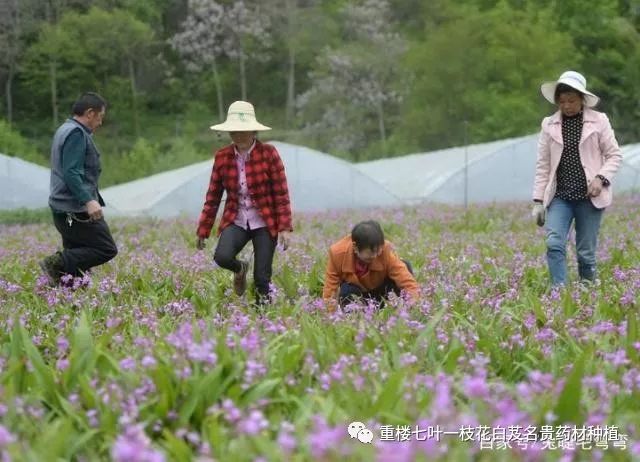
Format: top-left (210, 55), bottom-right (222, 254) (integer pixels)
top-left (540, 71), bottom-right (599, 108)
top-left (210, 100), bottom-right (271, 131)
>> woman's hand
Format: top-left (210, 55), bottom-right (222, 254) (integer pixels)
top-left (588, 177), bottom-right (604, 197)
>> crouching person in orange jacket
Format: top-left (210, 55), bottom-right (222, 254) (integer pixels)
top-left (322, 220), bottom-right (419, 311)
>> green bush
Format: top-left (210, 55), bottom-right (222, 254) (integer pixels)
top-left (0, 119), bottom-right (48, 166)
top-left (100, 136), bottom-right (210, 187)
top-left (0, 207), bottom-right (51, 224)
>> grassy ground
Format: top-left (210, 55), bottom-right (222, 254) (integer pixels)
top-left (0, 199), bottom-right (638, 461)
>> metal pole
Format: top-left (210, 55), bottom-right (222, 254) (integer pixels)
top-left (464, 120), bottom-right (469, 211)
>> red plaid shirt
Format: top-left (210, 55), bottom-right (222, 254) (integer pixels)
top-left (197, 141), bottom-right (293, 239)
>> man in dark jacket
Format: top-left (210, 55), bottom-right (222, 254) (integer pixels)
top-left (40, 92), bottom-right (117, 285)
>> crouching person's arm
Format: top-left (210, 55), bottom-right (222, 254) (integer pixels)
top-left (387, 252), bottom-right (420, 303)
top-left (322, 250), bottom-right (342, 312)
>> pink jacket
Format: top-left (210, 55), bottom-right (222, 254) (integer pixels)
top-left (532, 108), bottom-right (622, 209)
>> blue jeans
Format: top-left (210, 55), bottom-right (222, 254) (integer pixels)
top-left (545, 198), bottom-right (603, 286)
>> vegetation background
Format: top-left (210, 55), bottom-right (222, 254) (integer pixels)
top-left (1, 0), bottom-right (639, 186)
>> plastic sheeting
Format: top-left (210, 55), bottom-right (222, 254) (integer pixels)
top-left (0, 153), bottom-right (50, 210)
top-left (101, 141), bottom-right (400, 218)
top-left (355, 136), bottom-right (529, 204)
top-left (356, 135), bottom-right (640, 204)
top-left (5, 138), bottom-right (640, 215)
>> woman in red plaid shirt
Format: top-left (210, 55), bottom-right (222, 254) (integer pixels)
top-left (196, 101), bottom-right (293, 305)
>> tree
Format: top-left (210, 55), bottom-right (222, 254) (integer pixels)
top-left (171, 0), bottom-right (272, 119)
top-left (394, 3), bottom-right (577, 153)
top-left (0, 0), bottom-right (43, 124)
top-left (0, 0), bottom-right (21, 124)
top-left (297, 0), bottom-right (406, 159)
top-left (81, 8), bottom-right (155, 137)
top-left (22, 7), bottom-right (155, 132)
top-left (549, 0), bottom-right (640, 144)
top-left (170, 0), bottom-right (226, 120)
top-left (262, 0), bottom-right (326, 128)
top-left (223, 0), bottom-right (272, 101)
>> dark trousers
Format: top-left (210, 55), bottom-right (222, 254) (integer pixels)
top-left (213, 224), bottom-right (277, 302)
top-left (339, 260), bottom-right (413, 306)
top-left (52, 212), bottom-right (118, 276)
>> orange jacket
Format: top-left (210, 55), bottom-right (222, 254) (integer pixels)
top-left (322, 235), bottom-right (419, 302)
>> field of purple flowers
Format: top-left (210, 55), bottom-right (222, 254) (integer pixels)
top-left (0, 198), bottom-right (639, 461)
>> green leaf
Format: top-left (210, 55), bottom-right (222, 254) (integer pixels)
top-left (161, 430), bottom-right (193, 462)
top-left (95, 349), bottom-right (122, 375)
top-left (627, 310), bottom-right (639, 362)
top-left (33, 418), bottom-right (75, 459)
top-left (65, 313), bottom-right (96, 390)
top-left (415, 307), bottom-right (447, 349)
top-left (371, 370), bottom-right (405, 415)
top-left (65, 429), bottom-right (100, 458)
top-left (151, 365), bottom-right (176, 417)
top-left (178, 366), bottom-right (224, 426)
top-left (240, 378), bottom-right (281, 407)
top-left (19, 326), bottom-right (60, 408)
top-left (554, 351), bottom-right (587, 424)
top-left (442, 340), bottom-right (465, 374)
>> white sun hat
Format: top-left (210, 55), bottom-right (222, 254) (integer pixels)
top-left (540, 70), bottom-right (599, 107)
top-left (210, 100), bottom-right (271, 132)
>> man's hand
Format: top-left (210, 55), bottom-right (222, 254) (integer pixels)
top-left (278, 231), bottom-right (291, 251)
top-left (588, 177), bottom-right (604, 197)
top-left (86, 200), bottom-right (103, 221)
top-left (196, 237), bottom-right (206, 250)
top-left (531, 203), bottom-right (545, 227)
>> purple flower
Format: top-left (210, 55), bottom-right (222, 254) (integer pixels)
top-left (221, 399), bottom-right (241, 423)
top-left (243, 360), bottom-right (267, 387)
top-left (0, 425), bottom-right (15, 446)
top-left (277, 422), bottom-right (296, 453)
top-left (141, 356), bottom-right (157, 368)
top-left (431, 380), bottom-right (453, 418)
top-left (56, 336), bottom-right (69, 353)
top-left (399, 353), bottom-right (418, 366)
top-left (237, 410), bottom-right (269, 436)
top-left (307, 416), bottom-right (345, 459)
top-left (119, 357), bottom-right (136, 371)
top-left (56, 358), bottom-right (70, 371)
top-left (603, 350), bottom-right (630, 367)
top-left (187, 341), bottom-right (217, 364)
top-left (239, 330), bottom-right (261, 354)
top-left (375, 440), bottom-right (415, 462)
top-left (462, 376), bottom-right (489, 399)
top-left (111, 425), bottom-right (165, 462)
top-left (161, 300), bottom-right (194, 316)
top-left (87, 409), bottom-right (99, 428)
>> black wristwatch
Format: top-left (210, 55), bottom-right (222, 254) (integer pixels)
top-left (595, 174), bottom-right (610, 187)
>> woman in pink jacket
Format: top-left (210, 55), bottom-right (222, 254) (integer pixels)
top-left (532, 71), bottom-right (622, 287)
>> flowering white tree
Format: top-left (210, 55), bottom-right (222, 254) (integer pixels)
top-left (171, 0), bottom-right (271, 119)
top-left (170, 0), bottom-right (226, 119)
top-left (297, 0), bottom-right (406, 158)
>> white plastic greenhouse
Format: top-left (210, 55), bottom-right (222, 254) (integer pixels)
top-left (101, 141), bottom-right (400, 218)
top-left (4, 138), bottom-right (640, 216)
top-left (356, 135), bottom-right (640, 204)
top-left (355, 136), bottom-right (536, 204)
top-left (0, 153), bottom-right (50, 210)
